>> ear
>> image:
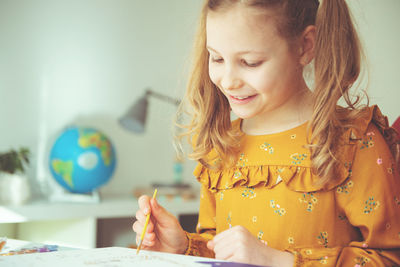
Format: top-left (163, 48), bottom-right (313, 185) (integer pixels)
top-left (298, 25), bottom-right (316, 66)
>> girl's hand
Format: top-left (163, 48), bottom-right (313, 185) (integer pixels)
top-left (207, 225), bottom-right (294, 267)
top-left (132, 195), bottom-right (188, 254)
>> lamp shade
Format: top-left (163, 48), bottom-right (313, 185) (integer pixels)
top-left (119, 95), bottom-right (148, 133)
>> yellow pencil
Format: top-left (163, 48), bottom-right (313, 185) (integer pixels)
top-left (136, 188), bottom-right (158, 255)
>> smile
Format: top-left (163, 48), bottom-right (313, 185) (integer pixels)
top-left (229, 94), bottom-right (257, 103)
top-left (233, 96), bottom-right (250, 100)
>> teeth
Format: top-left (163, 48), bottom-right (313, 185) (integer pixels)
top-left (234, 96), bottom-right (249, 100)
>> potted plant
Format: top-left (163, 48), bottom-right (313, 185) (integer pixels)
top-left (0, 147), bottom-right (31, 205)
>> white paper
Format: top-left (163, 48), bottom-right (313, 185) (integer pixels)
top-left (0, 247), bottom-right (214, 267)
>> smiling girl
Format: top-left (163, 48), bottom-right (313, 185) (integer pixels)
top-left (133, 1), bottom-right (400, 266)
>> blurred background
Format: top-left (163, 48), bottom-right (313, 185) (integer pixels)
top-left (0, 0), bottom-right (399, 250)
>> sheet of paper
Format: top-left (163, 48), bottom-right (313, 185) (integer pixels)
top-left (0, 247), bottom-right (215, 267)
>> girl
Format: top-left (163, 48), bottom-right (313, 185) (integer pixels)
top-left (133, 0), bottom-right (400, 266)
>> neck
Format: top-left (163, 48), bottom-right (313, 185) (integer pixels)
top-left (241, 88), bottom-right (313, 135)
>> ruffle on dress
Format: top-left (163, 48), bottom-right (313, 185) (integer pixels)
top-left (194, 162), bottom-right (352, 193)
top-left (194, 105), bottom-right (399, 193)
top-left (370, 105), bottom-right (400, 171)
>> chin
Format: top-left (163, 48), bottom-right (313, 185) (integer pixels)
top-left (231, 111), bottom-right (254, 120)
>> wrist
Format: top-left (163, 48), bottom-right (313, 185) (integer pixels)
top-left (177, 231), bottom-right (189, 254)
top-left (272, 251), bottom-right (294, 267)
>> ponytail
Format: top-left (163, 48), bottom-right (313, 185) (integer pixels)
top-left (310, 0), bottom-right (364, 184)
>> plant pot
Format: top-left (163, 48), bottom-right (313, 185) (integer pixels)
top-left (0, 173), bottom-right (31, 205)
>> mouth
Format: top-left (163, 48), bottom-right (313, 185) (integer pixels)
top-left (229, 94), bottom-right (257, 103)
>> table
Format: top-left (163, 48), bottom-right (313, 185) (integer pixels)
top-left (0, 195), bottom-right (199, 248)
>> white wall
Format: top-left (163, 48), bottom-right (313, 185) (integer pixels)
top-left (0, 0), bottom-right (202, 197)
top-left (348, 0), bottom-right (400, 122)
top-left (0, 0), bottom-right (399, 200)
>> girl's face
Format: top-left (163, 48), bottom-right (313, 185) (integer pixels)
top-left (206, 6), bottom-right (307, 122)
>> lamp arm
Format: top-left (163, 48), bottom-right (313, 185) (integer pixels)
top-left (146, 89), bottom-right (180, 106)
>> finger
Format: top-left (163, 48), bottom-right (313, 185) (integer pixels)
top-left (138, 195), bottom-right (152, 215)
top-left (132, 221), bottom-right (141, 234)
top-left (144, 232), bottom-right (156, 242)
top-left (213, 236), bottom-right (237, 256)
top-left (135, 209), bottom-right (155, 233)
top-left (149, 198), bottom-right (179, 227)
top-left (133, 213), bottom-right (151, 231)
top-left (142, 238), bottom-right (155, 247)
top-left (140, 231), bottom-right (156, 244)
top-left (140, 244), bottom-right (152, 250)
top-left (132, 220), bottom-right (154, 242)
top-left (135, 209), bottom-right (147, 223)
top-left (214, 243), bottom-right (235, 261)
top-left (213, 225), bottom-right (247, 243)
top-left (207, 240), bottom-right (215, 250)
top-left (136, 234), bottom-right (155, 248)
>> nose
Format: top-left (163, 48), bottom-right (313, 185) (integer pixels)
top-left (220, 66), bottom-right (242, 91)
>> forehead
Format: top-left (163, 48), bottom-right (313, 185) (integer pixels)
top-left (205, 5), bottom-right (283, 51)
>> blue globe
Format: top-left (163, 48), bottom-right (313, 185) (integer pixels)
top-left (49, 126), bottom-right (116, 194)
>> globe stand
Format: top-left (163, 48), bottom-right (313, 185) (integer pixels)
top-left (48, 184), bottom-right (101, 203)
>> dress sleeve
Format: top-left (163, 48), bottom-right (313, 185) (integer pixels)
top-left (287, 123), bottom-right (400, 266)
top-left (184, 183), bottom-right (216, 258)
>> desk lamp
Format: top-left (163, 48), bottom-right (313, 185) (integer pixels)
top-left (119, 88), bottom-right (180, 134)
top-left (119, 88), bottom-right (187, 187)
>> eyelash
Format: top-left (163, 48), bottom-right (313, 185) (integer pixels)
top-left (211, 57), bottom-right (224, 63)
top-left (210, 56), bottom-right (261, 68)
top-left (242, 59), bottom-right (261, 67)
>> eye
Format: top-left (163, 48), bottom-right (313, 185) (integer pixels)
top-left (210, 56), bottom-right (224, 64)
top-left (241, 59), bottom-right (262, 67)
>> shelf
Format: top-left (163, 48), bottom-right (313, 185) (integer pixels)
top-left (0, 195), bottom-right (200, 223)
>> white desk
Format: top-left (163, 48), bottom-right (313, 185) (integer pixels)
top-left (0, 195), bottom-right (200, 223)
top-left (0, 195), bottom-right (199, 249)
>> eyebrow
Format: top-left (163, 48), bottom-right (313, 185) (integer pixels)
top-left (206, 46), bottom-right (266, 56)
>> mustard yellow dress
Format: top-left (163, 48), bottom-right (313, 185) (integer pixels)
top-left (185, 106), bottom-right (400, 266)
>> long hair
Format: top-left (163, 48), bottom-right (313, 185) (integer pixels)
top-left (177, 0), bottom-right (365, 183)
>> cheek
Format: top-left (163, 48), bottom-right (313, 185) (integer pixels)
top-left (245, 70), bottom-right (274, 92)
top-left (208, 65), bottom-right (220, 86)
top-left (251, 62), bottom-right (286, 91)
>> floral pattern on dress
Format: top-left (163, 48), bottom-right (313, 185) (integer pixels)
top-left (233, 170), bottom-right (243, 180)
top-left (299, 192), bottom-right (318, 211)
top-left (363, 197), bottom-right (380, 214)
top-left (236, 153), bottom-right (248, 167)
top-left (359, 132), bottom-right (375, 150)
top-left (337, 180), bottom-right (354, 194)
top-left (270, 200), bottom-right (286, 216)
top-left (290, 153), bottom-right (307, 165)
top-left (227, 211), bottom-right (232, 228)
top-left (257, 230), bottom-right (264, 240)
top-left (344, 162), bottom-right (353, 178)
top-left (219, 191), bottom-right (224, 201)
top-left (317, 232), bottom-right (329, 248)
top-left (260, 142), bottom-right (274, 154)
top-left (318, 257), bottom-right (328, 264)
top-left (394, 196), bottom-right (400, 206)
top-left (354, 256), bottom-right (370, 266)
top-left (241, 186), bottom-right (256, 199)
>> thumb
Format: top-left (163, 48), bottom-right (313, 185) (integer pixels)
top-left (150, 198), bottom-right (174, 226)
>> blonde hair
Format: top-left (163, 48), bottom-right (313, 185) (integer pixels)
top-left (177, 0), bottom-right (366, 183)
